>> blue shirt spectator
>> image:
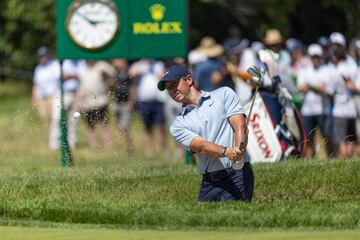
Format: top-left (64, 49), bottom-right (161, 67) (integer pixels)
top-left (193, 59), bottom-right (222, 91)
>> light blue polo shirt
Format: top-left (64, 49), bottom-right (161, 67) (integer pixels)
top-left (170, 87), bottom-right (247, 174)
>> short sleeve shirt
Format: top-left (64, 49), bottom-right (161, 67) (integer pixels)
top-left (62, 60), bottom-right (86, 92)
top-left (193, 59), bottom-right (223, 92)
top-left (78, 61), bottom-right (116, 111)
top-left (135, 60), bottom-right (164, 102)
top-left (33, 60), bottom-right (60, 98)
top-left (297, 65), bottom-right (327, 116)
top-left (170, 87), bottom-right (245, 174)
top-left (326, 62), bottom-right (357, 118)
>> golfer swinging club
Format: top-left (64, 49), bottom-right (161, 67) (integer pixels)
top-left (158, 64), bottom-right (254, 202)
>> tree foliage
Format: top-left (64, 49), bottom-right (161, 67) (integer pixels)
top-left (0, 0), bottom-right (359, 71)
top-left (191, 0), bottom-right (360, 46)
top-left (0, 0), bottom-right (56, 69)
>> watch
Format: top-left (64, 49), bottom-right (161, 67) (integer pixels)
top-left (222, 147), bottom-right (227, 157)
top-left (65, 0), bottom-right (120, 50)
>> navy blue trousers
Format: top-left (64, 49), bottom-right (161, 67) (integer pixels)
top-left (198, 162), bottom-right (254, 202)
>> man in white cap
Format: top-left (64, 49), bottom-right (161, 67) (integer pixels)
top-left (327, 48), bottom-right (358, 158)
top-left (297, 44), bottom-right (329, 158)
top-left (329, 32), bottom-right (347, 50)
top-left (329, 32), bottom-right (359, 157)
top-left (329, 32), bottom-right (357, 69)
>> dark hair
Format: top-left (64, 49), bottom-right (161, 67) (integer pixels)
top-left (333, 48), bottom-right (346, 60)
top-left (37, 46), bottom-right (50, 57)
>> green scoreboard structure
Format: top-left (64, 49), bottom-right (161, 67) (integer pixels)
top-left (56, 0), bottom-right (187, 166)
top-left (57, 0), bottom-right (188, 60)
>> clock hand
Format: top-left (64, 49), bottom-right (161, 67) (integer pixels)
top-left (75, 12), bottom-right (98, 26)
top-left (91, 20), bottom-right (115, 25)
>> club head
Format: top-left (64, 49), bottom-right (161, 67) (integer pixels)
top-left (247, 66), bottom-right (261, 78)
top-left (247, 66), bottom-right (263, 86)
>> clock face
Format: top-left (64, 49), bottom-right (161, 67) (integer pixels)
top-left (66, 0), bottom-right (119, 50)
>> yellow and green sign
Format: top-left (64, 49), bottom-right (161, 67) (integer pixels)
top-left (57, 0), bottom-right (188, 60)
top-left (133, 3), bottom-right (183, 35)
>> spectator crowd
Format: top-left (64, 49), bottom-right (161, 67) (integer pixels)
top-left (31, 27), bottom-right (360, 160)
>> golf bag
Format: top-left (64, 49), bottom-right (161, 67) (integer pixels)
top-left (245, 79), bottom-right (307, 163)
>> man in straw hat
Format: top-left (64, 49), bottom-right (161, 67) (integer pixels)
top-left (262, 29), bottom-right (291, 94)
top-left (263, 28), bottom-right (291, 67)
top-left (264, 29), bottom-right (283, 49)
top-left (193, 36), bottom-right (234, 91)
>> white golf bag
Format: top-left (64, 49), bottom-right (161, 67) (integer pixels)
top-left (245, 50), bottom-right (307, 163)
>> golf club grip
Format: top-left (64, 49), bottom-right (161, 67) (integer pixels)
top-left (240, 141), bottom-right (245, 152)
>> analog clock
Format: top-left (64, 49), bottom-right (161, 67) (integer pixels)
top-left (66, 0), bottom-right (119, 50)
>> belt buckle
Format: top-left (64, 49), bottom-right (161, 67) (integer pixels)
top-left (210, 172), bottom-right (221, 181)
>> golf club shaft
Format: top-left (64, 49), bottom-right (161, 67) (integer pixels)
top-left (239, 84), bottom-right (260, 152)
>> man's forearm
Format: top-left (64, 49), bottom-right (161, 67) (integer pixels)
top-left (192, 140), bottom-right (225, 158)
top-left (190, 133), bottom-right (245, 160)
top-left (192, 140), bottom-right (243, 161)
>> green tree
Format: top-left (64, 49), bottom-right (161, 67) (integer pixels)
top-left (191, 0), bottom-right (360, 45)
top-left (0, 0), bottom-right (56, 70)
top-left (1, 0), bottom-right (360, 74)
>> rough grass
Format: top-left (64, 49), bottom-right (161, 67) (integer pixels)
top-left (0, 161), bottom-right (360, 229)
top-left (0, 82), bottom-right (360, 230)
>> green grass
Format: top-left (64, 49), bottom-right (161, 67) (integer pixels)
top-left (0, 161), bottom-right (359, 229)
top-left (0, 82), bottom-right (360, 233)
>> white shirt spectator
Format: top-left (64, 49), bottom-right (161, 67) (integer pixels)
top-left (33, 60), bottom-right (60, 98)
top-left (298, 65), bottom-right (328, 116)
top-left (78, 61), bottom-right (116, 111)
top-left (326, 62), bottom-right (357, 118)
top-left (340, 56), bottom-right (358, 80)
top-left (62, 60), bottom-right (86, 92)
top-left (239, 48), bottom-right (257, 71)
top-left (281, 55), bottom-right (312, 94)
top-left (236, 48), bottom-right (256, 104)
top-left (131, 60), bottom-right (164, 102)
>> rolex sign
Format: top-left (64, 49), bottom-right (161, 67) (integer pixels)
top-left (133, 3), bottom-right (183, 35)
top-left (129, 0), bottom-right (187, 58)
top-left (57, 0), bottom-right (188, 60)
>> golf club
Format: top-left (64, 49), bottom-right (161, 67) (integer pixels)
top-left (232, 66), bottom-right (263, 170)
